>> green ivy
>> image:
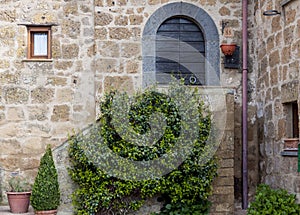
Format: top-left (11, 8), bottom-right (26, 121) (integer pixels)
top-left (68, 82), bottom-right (218, 215)
top-left (247, 184), bottom-right (300, 215)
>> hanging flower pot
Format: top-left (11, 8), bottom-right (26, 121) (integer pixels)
top-left (220, 43), bottom-right (237, 56)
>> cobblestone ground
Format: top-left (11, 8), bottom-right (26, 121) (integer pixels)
top-left (0, 205), bottom-right (247, 215)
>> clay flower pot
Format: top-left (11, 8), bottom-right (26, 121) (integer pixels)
top-left (6, 191), bottom-right (31, 213)
top-left (220, 43), bottom-right (236, 56)
top-left (283, 138), bottom-right (299, 151)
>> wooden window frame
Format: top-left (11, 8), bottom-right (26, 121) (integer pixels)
top-left (284, 101), bottom-right (299, 138)
top-left (27, 26), bottom-right (52, 59)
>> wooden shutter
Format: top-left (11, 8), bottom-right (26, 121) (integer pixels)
top-left (156, 17), bottom-right (205, 85)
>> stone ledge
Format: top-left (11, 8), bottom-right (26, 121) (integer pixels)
top-left (280, 150), bottom-right (298, 157)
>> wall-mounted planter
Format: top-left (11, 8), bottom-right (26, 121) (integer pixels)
top-left (220, 44), bottom-right (236, 56)
top-left (220, 44), bottom-right (240, 69)
top-left (283, 138), bottom-right (299, 151)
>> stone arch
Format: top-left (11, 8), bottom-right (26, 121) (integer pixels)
top-left (142, 2), bottom-right (220, 87)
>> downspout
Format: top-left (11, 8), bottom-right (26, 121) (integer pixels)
top-left (242, 0), bottom-right (248, 210)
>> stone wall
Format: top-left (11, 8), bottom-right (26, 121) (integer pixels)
top-left (0, 0), bottom-right (95, 197)
top-left (248, 0), bottom-right (300, 201)
top-left (0, 0), bottom-right (253, 213)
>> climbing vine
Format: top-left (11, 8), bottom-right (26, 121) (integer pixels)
top-left (68, 82), bottom-right (218, 215)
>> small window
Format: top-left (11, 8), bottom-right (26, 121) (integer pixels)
top-left (27, 26), bottom-right (52, 59)
top-left (284, 101), bottom-right (299, 138)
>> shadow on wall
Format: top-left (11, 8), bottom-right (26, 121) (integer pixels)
top-left (52, 141), bottom-right (76, 213)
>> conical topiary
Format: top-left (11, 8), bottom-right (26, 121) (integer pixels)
top-left (30, 145), bottom-right (60, 211)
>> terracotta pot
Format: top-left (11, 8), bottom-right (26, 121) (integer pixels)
top-left (35, 209), bottom-right (58, 215)
top-left (6, 191), bottom-right (31, 213)
top-left (283, 138), bottom-right (299, 150)
top-left (220, 44), bottom-right (236, 56)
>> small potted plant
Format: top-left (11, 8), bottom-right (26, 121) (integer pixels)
top-left (30, 145), bottom-right (60, 215)
top-left (6, 174), bottom-right (32, 213)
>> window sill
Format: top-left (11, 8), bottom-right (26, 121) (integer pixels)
top-left (280, 150), bottom-right (298, 157)
top-left (22, 59), bottom-right (53, 62)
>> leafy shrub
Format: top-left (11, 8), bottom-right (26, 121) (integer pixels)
top-left (68, 82), bottom-right (218, 215)
top-left (247, 184), bottom-right (300, 215)
top-left (30, 145), bottom-right (60, 211)
top-left (7, 175), bottom-right (32, 192)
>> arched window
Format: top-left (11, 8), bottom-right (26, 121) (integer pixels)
top-left (156, 17), bottom-right (205, 85)
top-left (142, 2), bottom-right (220, 87)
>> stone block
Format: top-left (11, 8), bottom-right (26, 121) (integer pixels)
top-left (97, 41), bottom-right (120, 57)
top-left (5, 87), bottom-right (29, 104)
top-left (269, 50), bottom-right (280, 68)
top-left (63, 2), bottom-right (78, 16)
top-left (22, 137), bottom-right (44, 155)
top-left (56, 89), bottom-right (74, 103)
top-left (50, 122), bottom-right (74, 138)
top-left (95, 58), bottom-right (119, 73)
top-left (283, 26), bottom-right (294, 45)
top-left (129, 15), bottom-right (143, 25)
top-left (104, 76), bottom-right (134, 94)
top-left (95, 12), bottom-right (113, 26)
top-left (51, 105), bottom-right (70, 122)
top-left (0, 156), bottom-right (21, 170)
top-left (281, 80), bottom-right (298, 103)
top-left (217, 168), bottom-right (234, 177)
top-left (27, 105), bottom-right (49, 121)
top-left (219, 159), bottom-right (234, 168)
top-left (121, 43), bottom-right (141, 58)
top-left (19, 156), bottom-right (41, 170)
top-left (109, 27), bottom-right (132, 40)
top-left (27, 123), bottom-right (51, 137)
top-left (115, 15), bottom-right (128, 26)
top-left (52, 39), bottom-right (62, 58)
top-left (214, 176), bottom-right (234, 186)
top-left (213, 186), bottom-right (234, 195)
top-left (31, 87), bottom-right (54, 104)
top-left (7, 107), bottom-right (24, 121)
top-left (219, 6), bottom-right (230, 16)
top-left (62, 44), bottom-right (79, 59)
top-left (0, 139), bottom-right (21, 155)
top-left (0, 60), bottom-right (10, 69)
top-left (281, 46), bottom-right (291, 64)
top-left (95, 0), bottom-right (103, 6)
top-left (47, 77), bottom-right (68, 86)
top-left (80, 5), bottom-right (92, 13)
top-left (147, 0), bottom-right (160, 5)
top-left (95, 27), bottom-right (108, 40)
top-left (0, 10), bottom-right (16, 22)
top-left (125, 60), bottom-right (139, 74)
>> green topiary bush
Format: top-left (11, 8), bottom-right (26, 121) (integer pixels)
top-left (30, 145), bottom-right (60, 211)
top-left (247, 184), bottom-right (300, 215)
top-left (68, 82), bottom-right (218, 215)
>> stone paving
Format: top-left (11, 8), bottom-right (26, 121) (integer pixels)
top-left (0, 205), bottom-right (34, 215)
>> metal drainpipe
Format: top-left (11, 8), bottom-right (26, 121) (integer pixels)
top-left (242, 0), bottom-right (248, 210)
